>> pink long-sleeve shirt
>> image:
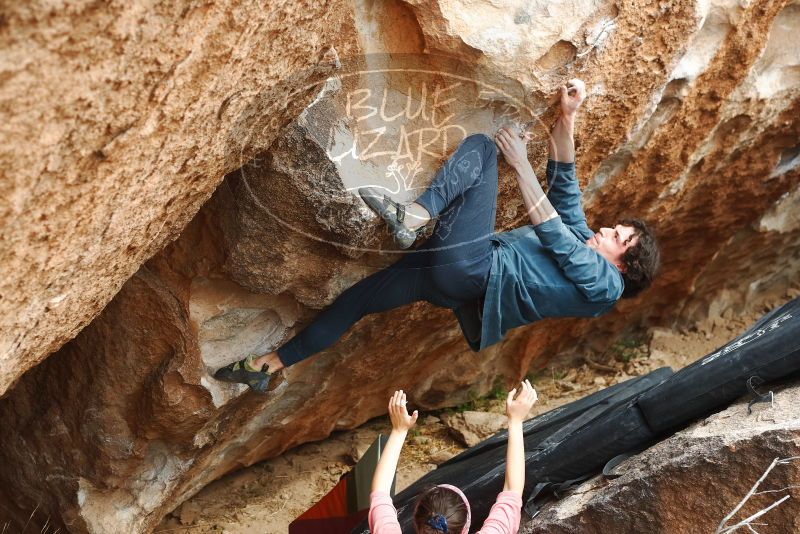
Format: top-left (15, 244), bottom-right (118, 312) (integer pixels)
top-left (368, 490), bottom-right (522, 534)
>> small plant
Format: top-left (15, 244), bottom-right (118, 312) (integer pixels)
top-left (451, 379), bottom-right (507, 412)
top-left (552, 368), bottom-right (568, 380)
top-left (608, 336), bottom-right (648, 363)
top-left (453, 389), bottom-right (480, 413)
top-left (525, 369), bottom-right (545, 384)
top-left (487, 378), bottom-right (507, 401)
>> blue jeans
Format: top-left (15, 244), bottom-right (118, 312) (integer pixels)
top-left (277, 134), bottom-right (498, 366)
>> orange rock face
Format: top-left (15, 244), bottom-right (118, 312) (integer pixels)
top-left (0, 0), bottom-right (359, 396)
top-left (0, 0), bottom-right (799, 532)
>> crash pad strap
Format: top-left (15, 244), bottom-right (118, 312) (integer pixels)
top-left (746, 375), bottom-right (774, 415)
top-left (602, 452), bottom-right (635, 478)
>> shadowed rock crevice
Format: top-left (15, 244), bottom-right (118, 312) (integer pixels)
top-left (536, 40), bottom-right (578, 71)
top-left (773, 144), bottom-right (800, 177)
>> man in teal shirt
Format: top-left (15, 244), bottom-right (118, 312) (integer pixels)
top-left (215, 79), bottom-right (660, 393)
top-left (468, 79), bottom-right (660, 350)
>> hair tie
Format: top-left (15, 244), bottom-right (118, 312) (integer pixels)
top-left (425, 513), bottom-right (448, 533)
top-left (436, 484), bottom-right (471, 534)
top-left (412, 484), bottom-right (471, 534)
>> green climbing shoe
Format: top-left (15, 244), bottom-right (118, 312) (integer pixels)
top-left (213, 354), bottom-right (272, 394)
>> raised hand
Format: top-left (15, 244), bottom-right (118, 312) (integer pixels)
top-left (388, 390), bottom-right (418, 432)
top-left (505, 379), bottom-right (538, 424)
top-left (372, 390), bottom-right (419, 494)
top-left (560, 78), bottom-right (586, 117)
top-left (503, 379), bottom-right (538, 495)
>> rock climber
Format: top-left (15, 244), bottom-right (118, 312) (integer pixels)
top-left (214, 78), bottom-right (660, 393)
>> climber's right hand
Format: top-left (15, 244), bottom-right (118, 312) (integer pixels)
top-left (560, 78), bottom-right (586, 116)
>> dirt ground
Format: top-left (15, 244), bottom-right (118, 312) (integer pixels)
top-left (155, 291), bottom-right (798, 533)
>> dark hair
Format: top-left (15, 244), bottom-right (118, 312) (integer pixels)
top-left (618, 218), bottom-right (660, 299)
top-left (414, 486), bottom-right (468, 534)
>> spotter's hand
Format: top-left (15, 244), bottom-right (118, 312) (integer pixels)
top-left (505, 379), bottom-right (538, 424)
top-left (388, 390), bottom-right (418, 432)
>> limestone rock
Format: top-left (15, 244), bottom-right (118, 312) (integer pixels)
top-left (429, 450), bottom-right (457, 465)
top-left (0, 0), bottom-right (799, 532)
top-left (441, 411), bottom-right (509, 447)
top-left (0, 0), bottom-right (360, 396)
top-left (348, 433), bottom-right (376, 464)
top-left (522, 382), bottom-right (800, 533)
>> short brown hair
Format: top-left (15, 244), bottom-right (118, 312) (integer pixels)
top-left (413, 486), bottom-right (468, 534)
top-left (618, 218), bottom-right (660, 299)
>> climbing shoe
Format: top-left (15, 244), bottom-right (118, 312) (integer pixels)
top-left (358, 186), bottom-right (420, 249)
top-left (213, 354), bottom-right (272, 394)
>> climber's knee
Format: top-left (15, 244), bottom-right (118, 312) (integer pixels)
top-left (460, 133), bottom-right (496, 158)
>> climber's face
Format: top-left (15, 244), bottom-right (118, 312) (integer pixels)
top-left (586, 224), bottom-right (638, 271)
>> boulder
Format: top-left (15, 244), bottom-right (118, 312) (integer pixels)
top-left (441, 411), bottom-right (509, 447)
top-left (0, 0), bottom-right (799, 532)
top-left (0, 0), bottom-right (359, 396)
top-left (430, 450), bottom-right (457, 466)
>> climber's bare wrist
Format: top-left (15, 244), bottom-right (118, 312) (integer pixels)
top-left (560, 112), bottom-right (576, 126)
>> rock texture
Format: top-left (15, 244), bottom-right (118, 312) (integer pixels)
top-left (441, 410), bottom-right (509, 447)
top-left (0, 0), bottom-right (358, 395)
top-left (522, 382), bottom-right (800, 534)
top-left (1, 0), bottom-right (799, 532)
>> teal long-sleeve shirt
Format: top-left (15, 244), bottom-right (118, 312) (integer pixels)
top-left (455, 160), bottom-right (624, 351)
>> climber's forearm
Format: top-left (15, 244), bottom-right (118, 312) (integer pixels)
top-left (548, 112), bottom-right (576, 163)
top-left (515, 162), bottom-right (558, 226)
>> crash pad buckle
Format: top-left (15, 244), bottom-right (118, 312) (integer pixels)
top-left (746, 375), bottom-right (774, 415)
